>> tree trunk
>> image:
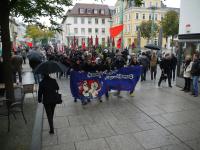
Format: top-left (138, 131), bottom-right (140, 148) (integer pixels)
top-left (0, 0), bottom-right (14, 102)
top-left (171, 36), bottom-right (174, 53)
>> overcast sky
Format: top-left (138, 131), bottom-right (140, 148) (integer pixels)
top-left (74, 0), bottom-right (180, 8)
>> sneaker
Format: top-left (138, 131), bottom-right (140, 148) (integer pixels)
top-left (194, 95), bottom-right (198, 97)
top-left (49, 130), bottom-right (54, 134)
top-left (74, 99), bottom-right (77, 103)
top-left (130, 92), bottom-right (135, 97)
top-left (82, 101), bottom-right (87, 105)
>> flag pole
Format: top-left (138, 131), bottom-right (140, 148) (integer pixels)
top-left (120, 0), bottom-right (124, 50)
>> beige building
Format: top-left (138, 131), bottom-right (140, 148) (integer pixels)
top-left (112, 0), bottom-right (179, 49)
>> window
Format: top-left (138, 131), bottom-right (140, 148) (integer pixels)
top-left (149, 14), bottom-right (152, 20)
top-left (136, 13), bottom-right (139, 20)
top-left (136, 26), bottom-right (139, 31)
top-left (74, 28), bottom-right (78, 34)
top-left (95, 18), bottom-right (98, 24)
top-left (128, 14), bottom-right (130, 21)
top-left (88, 28), bottom-right (92, 34)
top-left (127, 24), bottom-right (131, 33)
top-left (95, 28), bottom-right (98, 34)
top-left (81, 28), bottom-right (85, 34)
top-left (155, 14), bottom-right (158, 20)
top-left (161, 15), bottom-right (164, 20)
top-left (102, 28), bottom-right (105, 34)
top-left (143, 2), bottom-right (145, 7)
top-left (81, 18), bottom-right (85, 24)
top-left (88, 18), bottom-right (92, 24)
top-left (143, 14), bottom-right (145, 20)
top-left (102, 18), bottom-right (105, 24)
top-left (94, 9), bottom-right (98, 14)
top-left (150, 2), bottom-right (152, 7)
top-left (156, 2), bottom-right (158, 7)
top-left (80, 8), bottom-right (85, 14)
top-left (87, 8), bottom-right (92, 14)
top-left (100, 9), bottom-right (105, 15)
top-left (74, 17), bottom-right (77, 24)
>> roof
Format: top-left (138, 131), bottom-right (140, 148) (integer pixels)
top-left (66, 3), bottom-right (111, 17)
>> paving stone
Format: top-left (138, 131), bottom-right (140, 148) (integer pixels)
top-left (84, 123), bottom-right (116, 139)
top-left (151, 115), bottom-right (172, 127)
top-left (75, 138), bottom-right (110, 150)
top-left (105, 133), bottom-right (145, 150)
top-left (134, 129), bottom-right (179, 149)
top-left (166, 124), bottom-right (200, 141)
top-left (108, 119), bottom-right (141, 134)
top-left (43, 143), bottom-right (75, 150)
top-left (42, 130), bottom-right (58, 146)
top-left (68, 114), bottom-right (94, 127)
top-left (57, 127), bottom-right (88, 144)
top-left (186, 138), bottom-right (200, 150)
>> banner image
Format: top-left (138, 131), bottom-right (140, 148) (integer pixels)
top-left (70, 66), bottom-right (142, 100)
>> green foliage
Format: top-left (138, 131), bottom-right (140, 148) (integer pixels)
top-left (161, 10), bottom-right (179, 38)
top-left (139, 20), bottom-right (158, 40)
top-left (9, 0), bottom-right (72, 30)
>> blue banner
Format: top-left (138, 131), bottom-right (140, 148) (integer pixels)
top-left (70, 66), bottom-right (142, 100)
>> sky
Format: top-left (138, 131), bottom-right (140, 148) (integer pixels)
top-left (17, 0), bottom-right (180, 26)
top-left (73, 0), bottom-right (180, 8)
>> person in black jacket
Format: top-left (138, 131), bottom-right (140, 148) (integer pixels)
top-left (38, 74), bottom-right (59, 134)
top-left (170, 53), bottom-right (177, 81)
top-left (191, 53), bottom-right (200, 97)
top-left (158, 53), bottom-right (172, 87)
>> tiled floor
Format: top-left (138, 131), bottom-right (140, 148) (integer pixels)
top-left (42, 75), bottom-right (200, 150)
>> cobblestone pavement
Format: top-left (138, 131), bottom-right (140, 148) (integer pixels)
top-left (41, 73), bottom-right (200, 150)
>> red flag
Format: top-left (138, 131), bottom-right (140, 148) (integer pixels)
top-left (95, 35), bottom-right (98, 47)
top-left (110, 24), bottom-right (124, 38)
top-left (90, 36), bottom-right (93, 46)
top-left (117, 38), bottom-right (122, 49)
top-left (82, 39), bottom-right (86, 49)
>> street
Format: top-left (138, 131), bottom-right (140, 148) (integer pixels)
top-left (41, 72), bottom-right (200, 150)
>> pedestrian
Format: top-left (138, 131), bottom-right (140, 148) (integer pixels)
top-left (150, 52), bottom-right (158, 80)
top-left (11, 53), bottom-right (23, 83)
top-left (181, 56), bottom-right (193, 92)
top-left (21, 49), bottom-right (27, 64)
top-left (191, 53), bottom-right (200, 97)
top-left (171, 53), bottom-right (177, 81)
top-left (38, 74), bottom-right (59, 134)
top-left (158, 53), bottom-right (172, 87)
top-left (138, 52), bottom-right (149, 81)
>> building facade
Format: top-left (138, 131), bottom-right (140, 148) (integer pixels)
top-left (61, 3), bottom-right (113, 48)
top-left (112, 0), bottom-right (179, 49)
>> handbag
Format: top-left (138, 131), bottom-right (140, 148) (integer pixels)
top-left (55, 91), bottom-right (62, 104)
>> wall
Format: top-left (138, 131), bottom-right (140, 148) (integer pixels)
top-left (179, 0), bottom-right (200, 34)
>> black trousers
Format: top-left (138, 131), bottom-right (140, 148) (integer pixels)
top-left (171, 67), bottom-right (176, 81)
top-left (44, 104), bottom-right (56, 131)
top-left (150, 66), bottom-right (157, 80)
top-left (184, 77), bottom-right (191, 91)
top-left (158, 72), bottom-right (171, 87)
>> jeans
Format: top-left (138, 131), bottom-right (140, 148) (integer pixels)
top-left (150, 66), bottom-right (157, 80)
top-left (184, 77), bottom-right (191, 91)
top-left (192, 76), bottom-right (199, 96)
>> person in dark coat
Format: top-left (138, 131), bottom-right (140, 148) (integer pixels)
top-left (38, 74), bottom-right (59, 134)
top-left (170, 53), bottom-right (177, 81)
top-left (11, 54), bottom-right (23, 83)
top-left (158, 54), bottom-right (172, 87)
top-left (138, 52), bottom-right (149, 81)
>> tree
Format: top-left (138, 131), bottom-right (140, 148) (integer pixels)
top-left (139, 20), bottom-right (158, 43)
top-left (0, 0), bottom-right (72, 101)
top-left (161, 10), bottom-right (179, 48)
top-left (26, 25), bottom-right (54, 46)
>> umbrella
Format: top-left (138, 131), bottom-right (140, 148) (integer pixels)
top-left (144, 44), bottom-right (160, 50)
top-left (27, 50), bottom-right (44, 61)
top-left (34, 60), bottom-right (69, 74)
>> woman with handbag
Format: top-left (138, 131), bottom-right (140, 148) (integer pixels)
top-left (38, 74), bottom-right (59, 134)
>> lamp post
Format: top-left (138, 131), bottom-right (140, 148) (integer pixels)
top-left (66, 23), bottom-right (71, 48)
